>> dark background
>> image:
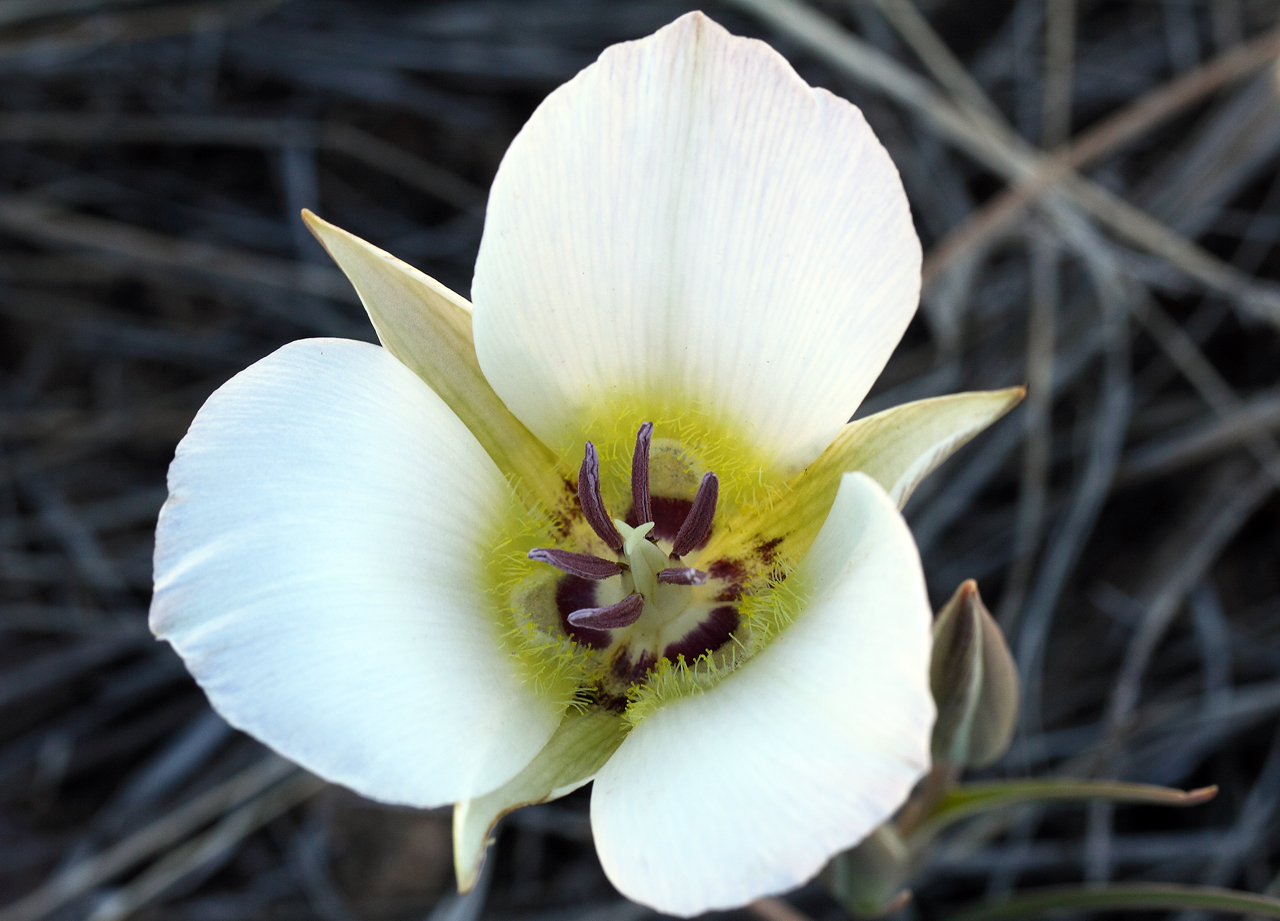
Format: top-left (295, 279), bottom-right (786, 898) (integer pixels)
top-left (2, 1), bottom-right (1280, 920)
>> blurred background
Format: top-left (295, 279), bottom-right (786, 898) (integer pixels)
top-left (2, 1), bottom-right (1280, 920)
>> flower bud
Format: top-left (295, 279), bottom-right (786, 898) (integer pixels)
top-left (822, 825), bottom-right (912, 918)
top-left (929, 580), bottom-right (1019, 767)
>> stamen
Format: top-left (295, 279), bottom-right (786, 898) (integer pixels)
top-left (631, 422), bottom-right (654, 526)
top-left (528, 548), bottom-right (623, 580)
top-left (579, 441), bottom-right (623, 552)
top-left (567, 593), bottom-right (645, 630)
top-left (671, 472), bottom-right (719, 557)
top-left (657, 567), bottom-right (708, 586)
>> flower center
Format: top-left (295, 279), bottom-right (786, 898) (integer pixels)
top-left (526, 423), bottom-right (742, 700)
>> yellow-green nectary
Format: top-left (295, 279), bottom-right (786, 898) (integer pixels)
top-left (149, 12), bottom-right (1022, 917)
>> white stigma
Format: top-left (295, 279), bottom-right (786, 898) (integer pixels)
top-left (614, 519), bottom-right (695, 628)
top-left (615, 519), bottom-right (665, 598)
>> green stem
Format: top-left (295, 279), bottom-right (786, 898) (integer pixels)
top-left (907, 779), bottom-right (1216, 843)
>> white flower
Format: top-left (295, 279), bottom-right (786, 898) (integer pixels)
top-left (150, 13), bottom-right (1021, 917)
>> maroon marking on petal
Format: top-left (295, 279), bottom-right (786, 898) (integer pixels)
top-left (755, 536), bottom-right (785, 565)
top-left (555, 576), bottom-right (611, 649)
top-left (579, 442), bottom-right (623, 552)
top-left (595, 689), bottom-right (630, 713)
top-left (662, 605), bottom-right (739, 663)
top-left (657, 567), bottom-right (707, 586)
top-left (671, 472), bottom-right (719, 557)
top-left (628, 495), bottom-right (693, 542)
top-left (706, 558), bottom-right (746, 601)
top-left (707, 558), bottom-right (745, 581)
top-left (568, 593), bottom-right (645, 630)
top-left (631, 422), bottom-right (653, 527)
top-left (528, 548), bottom-right (622, 580)
top-left (611, 648), bottom-right (656, 685)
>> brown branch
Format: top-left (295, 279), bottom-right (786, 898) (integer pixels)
top-left (923, 23), bottom-right (1280, 290)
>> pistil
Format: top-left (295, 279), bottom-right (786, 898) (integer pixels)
top-left (617, 520), bottom-right (665, 597)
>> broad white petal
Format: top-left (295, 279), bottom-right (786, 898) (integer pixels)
top-left (151, 339), bottom-right (562, 808)
top-left (472, 12), bottom-right (921, 473)
top-left (590, 473), bottom-right (934, 916)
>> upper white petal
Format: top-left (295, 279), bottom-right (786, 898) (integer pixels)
top-left (471, 12), bottom-right (921, 474)
top-left (151, 339), bottom-right (562, 808)
top-left (589, 473), bottom-right (934, 916)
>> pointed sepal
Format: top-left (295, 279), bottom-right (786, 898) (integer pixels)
top-left (453, 709), bottom-right (627, 892)
top-left (836, 387), bottom-right (1025, 507)
top-left (930, 580), bottom-right (1019, 768)
top-left (738, 388), bottom-right (1023, 561)
top-left (302, 211), bottom-right (569, 513)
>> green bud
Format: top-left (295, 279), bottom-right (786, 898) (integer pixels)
top-left (822, 825), bottom-right (912, 918)
top-left (930, 580), bottom-right (1019, 768)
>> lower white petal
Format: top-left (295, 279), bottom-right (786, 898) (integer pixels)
top-left (590, 473), bottom-right (933, 916)
top-left (151, 339), bottom-right (562, 808)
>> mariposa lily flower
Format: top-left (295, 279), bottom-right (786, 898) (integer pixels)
top-left (151, 12), bottom-right (1021, 916)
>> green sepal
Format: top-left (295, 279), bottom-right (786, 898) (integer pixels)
top-left (930, 580), bottom-right (1019, 768)
top-left (452, 709), bottom-right (627, 892)
top-left (743, 388), bottom-right (1024, 560)
top-left (303, 210), bottom-right (570, 515)
top-left (835, 387), bottom-right (1025, 508)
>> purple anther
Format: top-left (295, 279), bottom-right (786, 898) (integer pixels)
top-left (567, 593), bottom-right (645, 630)
top-left (528, 548), bottom-right (623, 580)
top-left (579, 441), bottom-right (623, 552)
top-left (631, 422), bottom-right (654, 526)
top-left (671, 472), bottom-right (719, 557)
top-left (658, 567), bottom-right (708, 586)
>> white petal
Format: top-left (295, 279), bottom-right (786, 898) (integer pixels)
top-left (590, 473), bottom-right (934, 916)
top-left (151, 339), bottom-right (562, 808)
top-left (472, 12), bottom-right (921, 474)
